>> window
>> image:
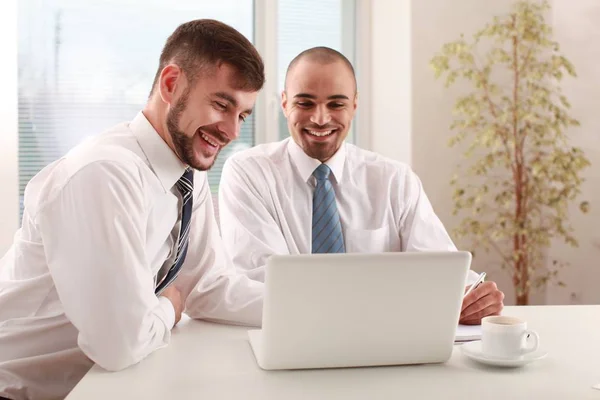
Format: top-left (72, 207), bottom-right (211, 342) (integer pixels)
top-left (17, 0), bottom-right (356, 220)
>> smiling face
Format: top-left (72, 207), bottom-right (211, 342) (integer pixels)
top-left (282, 59), bottom-right (357, 162)
top-left (159, 62), bottom-right (258, 171)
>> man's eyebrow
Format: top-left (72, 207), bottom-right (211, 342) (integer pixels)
top-left (215, 92), bottom-right (238, 107)
top-left (293, 93), bottom-right (317, 99)
top-left (292, 93), bottom-right (349, 100)
top-left (215, 92), bottom-right (253, 115)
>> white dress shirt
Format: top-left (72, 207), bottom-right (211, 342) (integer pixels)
top-left (0, 112), bottom-right (263, 400)
top-left (219, 138), bottom-right (478, 283)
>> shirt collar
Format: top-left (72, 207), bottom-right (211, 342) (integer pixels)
top-left (287, 137), bottom-right (346, 184)
top-left (130, 111), bottom-right (187, 192)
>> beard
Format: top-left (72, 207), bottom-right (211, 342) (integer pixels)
top-left (296, 124), bottom-right (344, 162)
top-left (166, 89), bottom-right (222, 171)
top-left (301, 138), bottom-right (340, 162)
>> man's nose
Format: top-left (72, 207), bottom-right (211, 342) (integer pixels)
top-left (310, 105), bottom-right (331, 126)
top-left (218, 116), bottom-right (240, 142)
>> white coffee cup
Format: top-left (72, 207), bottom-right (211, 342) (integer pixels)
top-left (481, 315), bottom-right (539, 359)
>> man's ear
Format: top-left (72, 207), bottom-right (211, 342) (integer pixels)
top-left (281, 90), bottom-right (289, 117)
top-left (158, 64), bottom-right (183, 106)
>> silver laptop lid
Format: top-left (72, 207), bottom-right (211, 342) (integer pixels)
top-left (258, 251), bottom-right (471, 369)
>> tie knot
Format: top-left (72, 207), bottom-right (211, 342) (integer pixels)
top-left (313, 164), bottom-right (331, 181)
top-left (177, 168), bottom-right (194, 194)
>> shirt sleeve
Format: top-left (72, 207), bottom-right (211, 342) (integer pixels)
top-left (215, 157), bottom-right (291, 282)
top-left (398, 168), bottom-right (479, 284)
top-left (172, 171), bottom-right (264, 326)
top-left (37, 161), bottom-right (174, 372)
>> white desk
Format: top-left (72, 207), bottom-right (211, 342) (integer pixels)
top-left (67, 306), bottom-right (600, 399)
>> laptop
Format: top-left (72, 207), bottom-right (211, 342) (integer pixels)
top-left (248, 251), bottom-right (472, 370)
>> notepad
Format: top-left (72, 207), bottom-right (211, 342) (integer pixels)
top-left (455, 324), bottom-right (482, 342)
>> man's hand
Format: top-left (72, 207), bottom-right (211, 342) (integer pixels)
top-left (460, 281), bottom-right (504, 325)
top-left (160, 286), bottom-right (183, 326)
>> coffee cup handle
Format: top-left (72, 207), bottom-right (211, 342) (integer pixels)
top-left (521, 330), bottom-right (539, 355)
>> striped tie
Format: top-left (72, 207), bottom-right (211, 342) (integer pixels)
top-left (155, 168), bottom-right (194, 295)
top-left (311, 164), bottom-right (345, 253)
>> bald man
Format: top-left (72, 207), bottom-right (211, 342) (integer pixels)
top-left (218, 46), bottom-right (504, 325)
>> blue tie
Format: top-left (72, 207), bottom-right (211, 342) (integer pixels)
top-left (311, 164), bottom-right (345, 253)
top-left (155, 168), bottom-right (194, 295)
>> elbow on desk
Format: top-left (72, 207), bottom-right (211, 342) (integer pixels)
top-left (83, 343), bottom-right (142, 372)
top-left (79, 332), bottom-right (166, 372)
top-left (74, 307), bottom-right (173, 371)
top-left (95, 355), bottom-right (137, 372)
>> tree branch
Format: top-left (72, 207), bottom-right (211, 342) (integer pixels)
top-left (479, 75), bottom-right (517, 177)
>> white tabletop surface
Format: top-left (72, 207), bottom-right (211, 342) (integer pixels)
top-left (67, 305), bottom-right (600, 399)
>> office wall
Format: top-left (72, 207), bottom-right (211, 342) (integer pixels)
top-left (546, 0), bottom-right (600, 304)
top-left (369, 0), bottom-right (412, 164)
top-left (370, 0), bottom-right (600, 305)
top-left (0, 0), bottom-right (19, 255)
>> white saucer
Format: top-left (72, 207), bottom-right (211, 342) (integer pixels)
top-left (461, 341), bottom-right (548, 367)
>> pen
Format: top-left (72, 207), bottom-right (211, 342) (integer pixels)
top-left (463, 271), bottom-right (486, 298)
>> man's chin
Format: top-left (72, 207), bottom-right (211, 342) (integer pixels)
top-left (189, 161), bottom-right (214, 172)
top-left (303, 142), bottom-right (338, 162)
top-left (188, 154), bottom-right (217, 171)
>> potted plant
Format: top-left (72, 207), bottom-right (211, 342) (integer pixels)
top-left (430, 0), bottom-right (590, 305)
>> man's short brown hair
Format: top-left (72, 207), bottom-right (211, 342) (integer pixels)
top-left (150, 19), bottom-right (265, 96)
